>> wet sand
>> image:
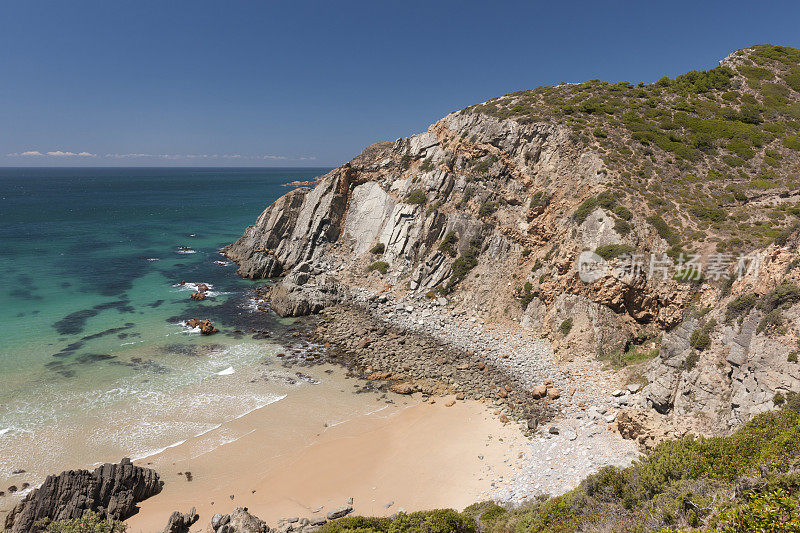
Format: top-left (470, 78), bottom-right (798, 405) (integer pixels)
top-left (126, 381), bottom-right (524, 532)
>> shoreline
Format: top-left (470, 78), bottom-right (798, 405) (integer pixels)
top-left (125, 376), bottom-right (525, 532)
top-left (4, 290), bottom-right (641, 531)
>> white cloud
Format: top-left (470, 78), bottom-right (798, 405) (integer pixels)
top-left (9, 150), bottom-right (315, 161)
top-left (7, 150), bottom-right (95, 157)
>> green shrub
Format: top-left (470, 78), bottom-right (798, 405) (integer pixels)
top-left (760, 283), bottom-right (800, 312)
top-left (738, 65), bottom-right (774, 81)
top-left (529, 191), bottom-right (551, 209)
top-left (369, 243), bottom-right (385, 254)
top-left (519, 282), bottom-right (534, 310)
top-left (472, 159), bottom-right (489, 173)
top-left (757, 309), bottom-right (784, 334)
top-left (614, 219), bottom-right (632, 235)
top-left (438, 231), bottom-right (458, 257)
top-left (786, 69), bottom-right (800, 92)
top-left (37, 512), bottom-right (126, 533)
top-left (614, 205), bottom-right (633, 220)
top-left (478, 201), bottom-right (498, 217)
top-left (573, 197), bottom-right (598, 224)
top-left (368, 261), bottom-right (389, 275)
top-left (689, 328), bottom-right (711, 351)
top-left (321, 509), bottom-right (476, 533)
top-left (593, 128), bottom-right (608, 138)
top-left (689, 204), bottom-right (727, 222)
top-left (684, 350), bottom-right (700, 370)
top-left (774, 224), bottom-right (799, 246)
top-left (594, 244), bottom-right (635, 260)
top-left (727, 139), bottom-right (755, 159)
top-left (784, 135), bottom-right (800, 150)
top-left (673, 267), bottom-right (704, 283)
top-left (559, 318), bottom-right (573, 335)
top-left (716, 490), bottom-right (800, 532)
top-left (790, 352), bottom-right (798, 363)
top-left (477, 504), bottom-right (506, 525)
top-left (726, 293), bottom-right (758, 321)
top-left (442, 239), bottom-right (482, 293)
top-left (405, 189), bottom-right (427, 205)
top-left (646, 215), bottom-right (681, 247)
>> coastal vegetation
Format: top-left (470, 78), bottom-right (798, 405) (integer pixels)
top-left (469, 44), bottom-right (800, 252)
top-left (37, 512), bottom-right (126, 533)
top-left (324, 400), bottom-right (800, 532)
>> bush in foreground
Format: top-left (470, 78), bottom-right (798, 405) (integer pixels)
top-left (320, 509), bottom-right (476, 532)
top-left (37, 512), bottom-right (126, 533)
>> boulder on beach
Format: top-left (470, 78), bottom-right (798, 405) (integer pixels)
top-left (161, 507), bottom-right (199, 533)
top-left (326, 505), bottom-right (353, 520)
top-left (209, 507), bottom-right (269, 533)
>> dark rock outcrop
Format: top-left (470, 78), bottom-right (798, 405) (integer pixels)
top-left (161, 507), bottom-right (199, 533)
top-left (3, 458), bottom-right (162, 533)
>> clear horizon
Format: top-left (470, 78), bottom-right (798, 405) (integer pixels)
top-left (2, 0), bottom-right (800, 167)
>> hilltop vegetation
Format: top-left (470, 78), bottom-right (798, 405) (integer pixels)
top-left (469, 44), bottom-right (800, 254)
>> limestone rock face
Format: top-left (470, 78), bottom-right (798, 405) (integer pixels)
top-left (4, 458), bottom-right (162, 533)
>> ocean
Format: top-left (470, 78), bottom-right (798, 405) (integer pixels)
top-left (0, 167), bottom-right (334, 488)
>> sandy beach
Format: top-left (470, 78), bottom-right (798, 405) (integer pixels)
top-left (125, 369), bottom-right (524, 532)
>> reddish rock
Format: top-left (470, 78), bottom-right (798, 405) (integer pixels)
top-left (196, 283), bottom-right (209, 293)
top-left (186, 318), bottom-right (218, 335)
top-left (190, 292), bottom-right (206, 301)
top-left (547, 388), bottom-right (561, 400)
top-left (532, 385), bottom-right (548, 399)
top-left (498, 389), bottom-right (508, 398)
top-left (500, 414), bottom-right (510, 423)
top-left (390, 382), bottom-right (414, 395)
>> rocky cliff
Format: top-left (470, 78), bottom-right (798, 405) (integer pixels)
top-left (225, 45), bottom-right (800, 436)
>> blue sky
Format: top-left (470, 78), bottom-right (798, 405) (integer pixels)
top-left (2, 0), bottom-right (799, 167)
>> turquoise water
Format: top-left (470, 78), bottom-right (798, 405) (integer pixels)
top-left (0, 167), bottom-right (329, 480)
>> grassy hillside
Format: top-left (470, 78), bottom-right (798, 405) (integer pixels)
top-left (470, 44), bottom-right (800, 256)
